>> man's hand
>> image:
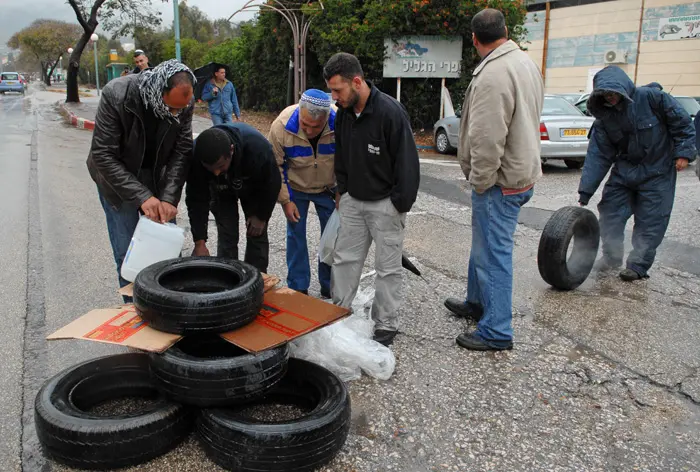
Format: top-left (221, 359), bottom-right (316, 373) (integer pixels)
top-left (140, 196), bottom-right (162, 222)
top-left (335, 191), bottom-right (341, 210)
top-left (159, 201), bottom-right (178, 223)
top-left (246, 216), bottom-right (266, 237)
top-left (676, 158), bottom-right (689, 171)
top-left (283, 202), bottom-right (300, 223)
top-left (192, 240), bottom-right (210, 257)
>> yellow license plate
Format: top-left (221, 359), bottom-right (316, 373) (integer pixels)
top-left (563, 129), bottom-right (587, 137)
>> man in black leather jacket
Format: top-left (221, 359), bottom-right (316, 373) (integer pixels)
top-left (87, 59), bottom-right (195, 296)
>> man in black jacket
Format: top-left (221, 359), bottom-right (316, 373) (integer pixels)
top-left (323, 52), bottom-right (420, 347)
top-left (87, 59), bottom-right (195, 299)
top-left (186, 124), bottom-right (281, 273)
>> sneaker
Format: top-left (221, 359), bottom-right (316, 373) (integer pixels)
top-left (455, 332), bottom-right (512, 351)
top-left (619, 268), bottom-right (644, 281)
top-left (593, 258), bottom-right (622, 272)
top-left (444, 298), bottom-right (483, 322)
top-left (373, 329), bottom-right (398, 346)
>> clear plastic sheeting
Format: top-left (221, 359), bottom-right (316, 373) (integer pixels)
top-left (289, 285), bottom-right (396, 382)
top-left (318, 209), bottom-right (340, 266)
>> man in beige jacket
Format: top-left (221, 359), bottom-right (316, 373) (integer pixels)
top-left (268, 89), bottom-right (336, 298)
top-left (444, 8), bottom-right (544, 351)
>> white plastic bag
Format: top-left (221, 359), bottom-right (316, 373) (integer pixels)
top-left (289, 286), bottom-right (396, 382)
top-left (319, 209), bottom-right (340, 266)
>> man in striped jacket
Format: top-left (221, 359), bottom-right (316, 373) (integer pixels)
top-left (268, 90), bottom-right (337, 298)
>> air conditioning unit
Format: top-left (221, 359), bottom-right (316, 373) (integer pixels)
top-left (603, 49), bottom-right (627, 64)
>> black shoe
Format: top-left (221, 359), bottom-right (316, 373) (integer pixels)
top-left (456, 332), bottom-right (512, 351)
top-left (373, 329), bottom-right (398, 346)
top-left (297, 289), bottom-right (309, 295)
top-left (619, 268), bottom-right (644, 281)
top-left (593, 258), bottom-right (622, 272)
top-left (320, 288), bottom-right (331, 299)
top-left (444, 298), bottom-right (483, 322)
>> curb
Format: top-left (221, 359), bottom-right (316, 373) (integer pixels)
top-left (58, 103), bottom-right (95, 131)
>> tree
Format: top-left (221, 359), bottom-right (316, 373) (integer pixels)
top-left (65, 0), bottom-right (163, 103)
top-left (8, 20), bottom-right (82, 86)
top-left (309, 0), bottom-right (528, 127)
top-left (176, 2), bottom-right (215, 43)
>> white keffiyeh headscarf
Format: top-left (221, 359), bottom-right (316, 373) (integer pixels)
top-left (138, 59), bottom-right (196, 123)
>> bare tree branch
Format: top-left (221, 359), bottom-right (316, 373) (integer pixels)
top-left (67, 0), bottom-right (89, 30)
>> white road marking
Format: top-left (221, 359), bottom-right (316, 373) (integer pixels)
top-left (419, 158), bottom-right (460, 167)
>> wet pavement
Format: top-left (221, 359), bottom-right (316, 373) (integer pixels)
top-left (1, 87), bottom-right (699, 471)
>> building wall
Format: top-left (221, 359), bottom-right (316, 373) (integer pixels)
top-left (525, 0), bottom-right (700, 96)
top-left (638, 0), bottom-right (700, 96)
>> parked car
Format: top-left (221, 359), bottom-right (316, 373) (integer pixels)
top-left (0, 72), bottom-right (25, 95)
top-left (433, 95), bottom-right (594, 169)
top-left (575, 93), bottom-right (699, 119)
top-left (540, 95), bottom-right (595, 169)
top-left (674, 96), bottom-right (700, 119)
top-left (557, 93), bottom-right (588, 105)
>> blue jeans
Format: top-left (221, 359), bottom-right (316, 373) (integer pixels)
top-left (466, 186), bottom-right (533, 346)
top-left (211, 113), bottom-right (233, 126)
top-left (99, 193), bottom-right (140, 302)
top-left (286, 191), bottom-right (335, 293)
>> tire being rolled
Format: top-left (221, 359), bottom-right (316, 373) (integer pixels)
top-left (197, 358), bottom-right (351, 472)
top-left (34, 353), bottom-right (193, 470)
top-left (538, 206), bottom-right (600, 290)
top-left (133, 257), bottom-right (264, 334)
top-left (148, 335), bottom-right (289, 407)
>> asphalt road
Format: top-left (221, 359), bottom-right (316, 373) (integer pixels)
top-left (2, 87), bottom-right (699, 472)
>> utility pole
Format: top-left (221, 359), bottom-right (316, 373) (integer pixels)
top-left (228, 1), bottom-right (324, 101)
top-left (173, 0), bottom-right (182, 61)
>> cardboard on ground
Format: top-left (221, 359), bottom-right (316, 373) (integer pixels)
top-left (48, 274), bottom-right (350, 353)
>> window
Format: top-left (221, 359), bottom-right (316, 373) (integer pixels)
top-left (1, 73), bottom-right (19, 81)
top-left (542, 96), bottom-right (584, 116)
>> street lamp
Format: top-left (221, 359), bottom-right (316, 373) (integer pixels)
top-left (91, 33), bottom-right (100, 96)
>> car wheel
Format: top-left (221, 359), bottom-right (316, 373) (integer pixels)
top-left (35, 353), bottom-right (194, 469)
top-left (565, 160), bottom-right (583, 170)
top-left (197, 358), bottom-right (351, 472)
top-left (537, 206), bottom-right (600, 290)
top-left (148, 335), bottom-right (289, 407)
top-left (133, 257), bottom-right (264, 334)
top-left (435, 129), bottom-right (455, 154)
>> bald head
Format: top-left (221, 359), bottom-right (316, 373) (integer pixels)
top-left (472, 8), bottom-right (507, 45)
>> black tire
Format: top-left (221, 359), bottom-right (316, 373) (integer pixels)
top-left (434, 128), bottom-right (455, 154)
top-left (197, 359), bottom-right (351, 472)
top-left (148, 335), bottom-right (289, 407)
top-left (34, 353), bottom-right (194, 470)
top-left (538, 206), bottom-right (600, 290)
top-left (565, 159), bottom-right (583, 170)
top-left (134, 257), bottom-right (264, 334)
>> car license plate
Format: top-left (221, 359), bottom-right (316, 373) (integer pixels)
top-left (562, 129), bottom-right (587, 137)
top-left (6, 81), bottom-right (15, 85)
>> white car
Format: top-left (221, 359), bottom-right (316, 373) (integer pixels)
top-left (433, 95), bottom-right (594, 169)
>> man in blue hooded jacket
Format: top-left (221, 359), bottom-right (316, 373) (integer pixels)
top-left (202, 66), bottom-right (241, 125)
top-left (578, 66), bottom-right (696, 281)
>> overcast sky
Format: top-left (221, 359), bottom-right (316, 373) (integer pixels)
top-left (1, 0), bottom-right (257, 50)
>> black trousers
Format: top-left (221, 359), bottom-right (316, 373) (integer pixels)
top-left (211, 192), bottom-right (269, 273)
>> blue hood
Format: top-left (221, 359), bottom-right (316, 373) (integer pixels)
top-left (587, 66), bottom-right (635, 119)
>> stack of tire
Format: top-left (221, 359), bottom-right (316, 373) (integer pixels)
top-left (34, 257), bottom-right (351, 471)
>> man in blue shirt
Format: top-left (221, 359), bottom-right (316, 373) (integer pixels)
top-left (202, 66), bottom-right (241, 125)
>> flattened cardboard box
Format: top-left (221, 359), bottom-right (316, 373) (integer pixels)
top-left (48, 276), bottom-right (350, 353)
